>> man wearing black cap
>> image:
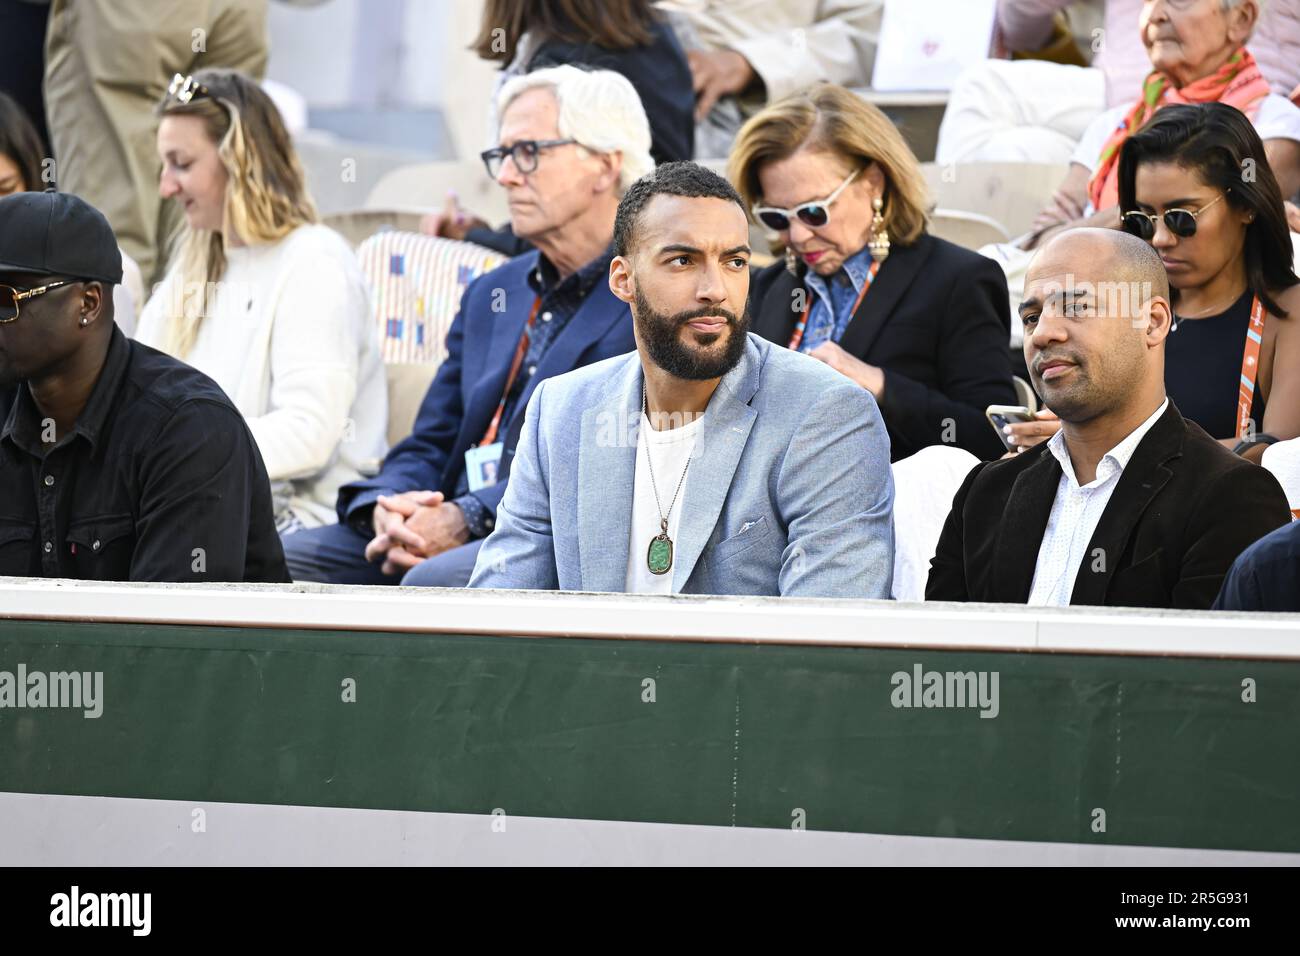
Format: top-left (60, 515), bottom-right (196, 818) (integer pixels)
top-left (0, 190), bottom-right (289, 582)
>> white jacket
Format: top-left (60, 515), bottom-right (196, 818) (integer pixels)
top-left (136, 224), bottom-right (387, 528)
top-left (659, 0), bottom-right (882, 103)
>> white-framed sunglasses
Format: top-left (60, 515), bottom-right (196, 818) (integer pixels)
top-left (752, 167), bottom-right (862, 232)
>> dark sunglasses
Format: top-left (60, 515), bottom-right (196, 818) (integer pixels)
top-left (1121, 191), bottom-right (1227, 241)
top-left (480, 138), bottom-right (577, 178)
top-left (0, 280), bottom-right (79, 323)
top-left (752, 167), bottom-right (861, 232)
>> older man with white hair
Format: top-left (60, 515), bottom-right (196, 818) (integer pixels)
top-left (284, 65), bottom-right (654, 587)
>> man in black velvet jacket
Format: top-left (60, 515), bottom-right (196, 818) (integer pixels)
top-left (926, 229), bottom-right (1289, 610)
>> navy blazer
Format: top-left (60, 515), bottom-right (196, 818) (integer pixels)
top-left (336, 251), bottom-right (636, 524)
top-left (752, 233), bottom-right (1016, 462)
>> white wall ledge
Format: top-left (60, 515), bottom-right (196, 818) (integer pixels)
top-left (2, 577), bottom-right (1298, 660)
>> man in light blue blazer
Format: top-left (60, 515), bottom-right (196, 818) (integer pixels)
top-left (469, 162), bottom-right (894, 597)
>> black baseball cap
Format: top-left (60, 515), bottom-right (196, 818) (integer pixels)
top-left (0, 189), bottom-right (123, 285)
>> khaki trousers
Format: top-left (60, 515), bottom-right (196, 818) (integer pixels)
top-left (45, 0), bottom-right (268, 285)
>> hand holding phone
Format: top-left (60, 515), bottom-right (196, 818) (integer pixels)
top-left (986, 405), bottom-right (1035, 452)
top-left (988, 406), bottom-right (1062, 454)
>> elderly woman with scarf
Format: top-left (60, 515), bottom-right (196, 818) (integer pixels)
top-left (1025, 0), bottom-right (1300, 250)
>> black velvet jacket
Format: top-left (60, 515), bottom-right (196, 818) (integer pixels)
top-left (925, 402), bottom-right (1292, 609)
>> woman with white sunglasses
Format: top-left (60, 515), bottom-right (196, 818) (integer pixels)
top-left (730, 84), bottom-right (1018, 462)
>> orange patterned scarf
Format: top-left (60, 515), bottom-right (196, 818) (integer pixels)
top-left (1088, 48), bottom-right (1271, 211)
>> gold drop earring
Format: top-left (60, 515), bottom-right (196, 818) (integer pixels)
top-left (868, 195), bottom-right (890, 263)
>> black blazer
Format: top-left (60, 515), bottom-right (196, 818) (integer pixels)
top-left (925, 402), bottom-right (1292, 609)
top-left (751, 233), bottom-right (1016, 462)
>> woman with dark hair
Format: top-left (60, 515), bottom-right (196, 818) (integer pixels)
top-left (0, 91), bottom-right (44, 197)
top-left (1022, 0), bottom-right (1300, 251)
top-left (427, 0), bottom-right (694, 253)
top-left (1116, 101), bottom-right (1300, 461)
top-left (472, 0), bottom-right (692, 166)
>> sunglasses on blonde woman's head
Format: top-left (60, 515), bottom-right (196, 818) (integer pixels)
top-left (166, 73), bottom-right (211, 105)
top-left (1121, 191), bottom-right (1228, 241)
top-left (752, 167), bottom-right (862, 232)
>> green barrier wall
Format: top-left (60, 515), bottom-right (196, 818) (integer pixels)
top-left (2, 617), bottom-right (1297, 853)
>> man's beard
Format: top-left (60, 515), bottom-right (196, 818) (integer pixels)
top-left (633, 286), bottom-right (749, 381)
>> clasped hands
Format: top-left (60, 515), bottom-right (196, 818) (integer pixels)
top-left (806, 341), bottom-right (886, 398)
top-left (364, 490), bottom-right (470, 576)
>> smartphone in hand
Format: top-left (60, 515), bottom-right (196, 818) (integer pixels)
top-left (985, 405), bottom-right (1035, 452)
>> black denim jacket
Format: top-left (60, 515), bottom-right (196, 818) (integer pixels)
top-left (0, 327), bottom-right (289, 582)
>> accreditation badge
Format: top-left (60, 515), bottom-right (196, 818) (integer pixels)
top-left (465, 442), bottom-right (504, 492)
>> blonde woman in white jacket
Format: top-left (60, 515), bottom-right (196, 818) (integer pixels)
top-left (136, 69), bottom-right (386, 533)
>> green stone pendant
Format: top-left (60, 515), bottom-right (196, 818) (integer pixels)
top-left (647, 533), bottom-right (673, 575)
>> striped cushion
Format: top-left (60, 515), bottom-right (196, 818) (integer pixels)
top-left (357, 231), bottom-right (505, 366)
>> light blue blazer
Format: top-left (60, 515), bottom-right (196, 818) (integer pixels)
top-left (469, 333), bottom-right (895, 597)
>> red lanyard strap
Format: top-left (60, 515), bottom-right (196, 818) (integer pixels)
top-left (788, 260), bottom-right (880, 352)
top-left (480, 296), bottom-right (542, 447)
top-left (1236, 295), bottom-right (1265, 440)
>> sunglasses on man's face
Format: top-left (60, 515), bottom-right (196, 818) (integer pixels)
top-left (0, 280), bottom-right (78, 323)
top-left (1121, 191), bottom-right (1228, 241)
top-left (752, 167), bottom-right (862, 232)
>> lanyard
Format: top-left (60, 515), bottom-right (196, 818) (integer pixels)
top-left (1236, 296), bottom-right (1265, 440)
top-left (480, 296), bottom-right (542, 447)
top-left (788, 260), bottom-right (880, 352)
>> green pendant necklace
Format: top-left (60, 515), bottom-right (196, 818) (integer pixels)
top-left (643, 383), bottom-right (692, 575)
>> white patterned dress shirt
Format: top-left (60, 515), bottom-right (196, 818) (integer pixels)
top-left (1027, 399), bottom-right (1169, 606)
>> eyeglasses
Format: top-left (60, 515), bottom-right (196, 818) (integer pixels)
top-left (166, 73), bottom-right (211, 105)
top-left (1121, 192), bottom-right (1228, 241)
top-left (752, 167), bottom-right (862, 232)
top-left (480, 139), bottom-right (578, 178)
top-left (0, 280), bottom-right (78, 323)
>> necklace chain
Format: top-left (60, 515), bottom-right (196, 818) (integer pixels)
top-left (1176, 287), bottom-right (1247, 320)
top-left (643, 382), bottom-right (692, 534)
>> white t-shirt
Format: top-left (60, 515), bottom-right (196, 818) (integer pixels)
top-left (135, 223), bottom-right (387, 529)
top-left (624, 410), bottom-right (705, 595)
top-left (1071, 94), bottom-right (1300, 174)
